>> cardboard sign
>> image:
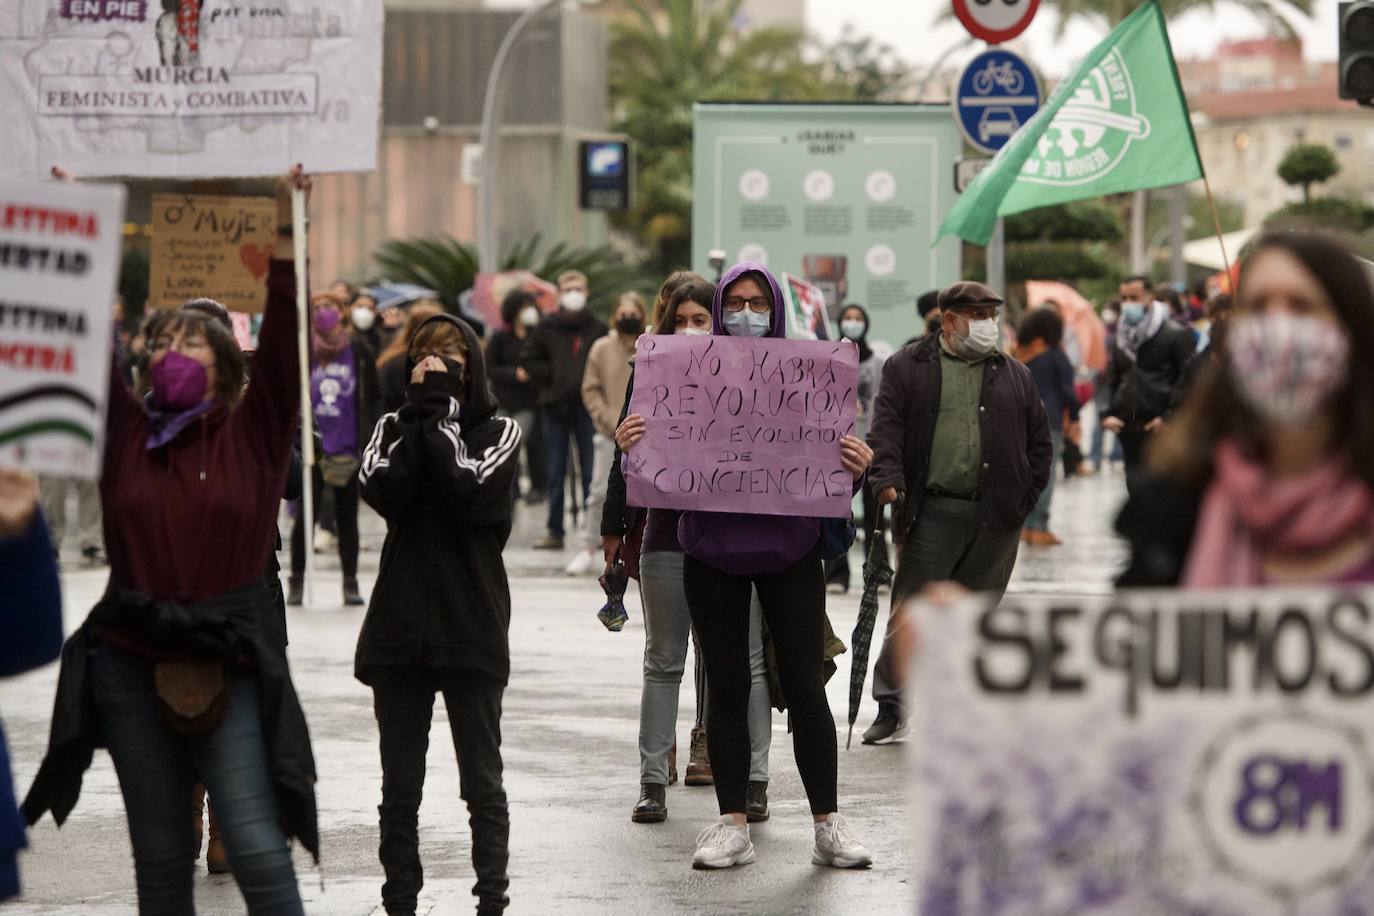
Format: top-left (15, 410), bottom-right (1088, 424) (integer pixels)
top-left (909, 590), bottom-right (1374, 915)
top-left (625, 334), bottom-right (858, 518)
top-left (0, 177), bottom-right (125, 479)
top-left (0, 1), bottom-right (382, 178)
top-left (782, 272), bottom-right (833, 341)
top-left (148, 193), bottom-right (276, 312)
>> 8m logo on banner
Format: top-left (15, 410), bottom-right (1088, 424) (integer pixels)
top-left (953, 0), bottom-right (1042, 44)
top-left (1191, 712), bottom-right (1374, 903)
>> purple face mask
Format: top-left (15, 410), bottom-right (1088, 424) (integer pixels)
top-left (150, 349), bottom-right (209, 409)
top-left (313, 308), bottom-right (341, 333)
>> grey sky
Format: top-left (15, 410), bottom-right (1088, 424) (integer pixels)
top-left (806, 0), bottom-right (1340, 79)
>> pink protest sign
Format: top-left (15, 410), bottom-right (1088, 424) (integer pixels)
top-left (625, 335), bottom-right (859, 518)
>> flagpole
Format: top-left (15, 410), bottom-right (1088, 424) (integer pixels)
top-left (292, 187), bottom-right (315, 607)
top-left (1201, 171), bottom-right (1233, 289)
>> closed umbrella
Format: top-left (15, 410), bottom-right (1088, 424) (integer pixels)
top-left (846, 505), bottom-right (893, 749)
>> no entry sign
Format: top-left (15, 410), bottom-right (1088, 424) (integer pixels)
top-left (953, 0), bottom-right (1041, 44)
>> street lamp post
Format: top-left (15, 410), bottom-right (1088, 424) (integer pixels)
top-left (477, 0), bottom-right (563, 273)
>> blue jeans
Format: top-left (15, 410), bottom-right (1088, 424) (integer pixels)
top-left (1025, 431), bottom-right (1063, 532)
top-left (542, 405), bottom-right (595, 538)
top-left (89, 643), bottom-right (303, 915)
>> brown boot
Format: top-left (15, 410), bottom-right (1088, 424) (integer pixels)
top-left (685, 725), bottom-right (713, 786)
top-left (206, 799), bottom-right (230, 874)
top-left (191, 784), bottom-right (206, 859)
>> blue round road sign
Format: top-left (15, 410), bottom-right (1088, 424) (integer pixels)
top-left (954, 48), bottom-right (1042, 155)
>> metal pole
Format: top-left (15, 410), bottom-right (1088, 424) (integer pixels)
top-left (986, 218), bottom-right (1005, 299)
top-left (292, 187), bottom-right (315, 606)
top-left (1130, 189), bottom-right (1148, 275)
top-left (1168, 184), bottom-right (1187, 287)
top-left (477, 0), bottom-right (561, 272)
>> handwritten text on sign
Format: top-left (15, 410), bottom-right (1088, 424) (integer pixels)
top-left (0, 178), bottom-right (125, 479)
top-left (149, 194), bottom-right (277, 313)
top-left (625, 335), bottom-right (858, 518)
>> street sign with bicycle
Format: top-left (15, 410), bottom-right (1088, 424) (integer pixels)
top-left (952, 0), bottom-right (1041, 44)
top-left (954, 48), bottom-right (1042, 155)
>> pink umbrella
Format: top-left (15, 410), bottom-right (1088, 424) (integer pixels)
top-left (470, 270), bottom-right (560, 330)
top-left (1025, 280), bottom-right (1107, 374)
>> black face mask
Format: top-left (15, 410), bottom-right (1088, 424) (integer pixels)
top-left (616, 317), bottom-right (644, 336)
top-left (439, 356), bottom-right (466, 388)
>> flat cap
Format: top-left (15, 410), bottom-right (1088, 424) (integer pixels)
top-left (938, 281), bottom-right (1005, 311)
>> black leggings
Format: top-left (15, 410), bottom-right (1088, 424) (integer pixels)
top-left (289, 466), bottom-right (359, 580)
top-left (684, 547), bottom-right (837, 816)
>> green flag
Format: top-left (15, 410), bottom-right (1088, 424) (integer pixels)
top-left (938, 0), bottom-right (1204, 246)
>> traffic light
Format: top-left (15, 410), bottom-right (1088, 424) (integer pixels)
top-left (1341, 2), bottom-right (1374, 102)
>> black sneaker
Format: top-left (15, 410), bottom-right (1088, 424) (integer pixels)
top-left (342, 578), bottom-right (365, 606)
top-left (746, 781), bottom-right (769, 822)
top-left (286, 578), bottom-right (303, 606)
top-left (632, 783), bottom-right (667, 824)
top-left (861, 703), bottom-right (909, 745)
top-left (81, 545), bottom-right (107, 567)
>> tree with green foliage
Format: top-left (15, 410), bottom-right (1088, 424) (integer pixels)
top-left (608, 0), bottom-right (909, 275)
top-left (1277, 143), bottom-right (1340, 204)
top-left (372, 234), bottom-right (649, 319)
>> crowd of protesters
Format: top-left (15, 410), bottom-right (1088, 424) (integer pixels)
top-left (9, 157), bottom-right (1374, 915)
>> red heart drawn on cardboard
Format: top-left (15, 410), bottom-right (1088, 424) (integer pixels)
top-left (239, 244), bottom-right (273, 280)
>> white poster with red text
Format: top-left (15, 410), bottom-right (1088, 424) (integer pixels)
top-left (0, 178), bottom-right (125, 479)
top-left (0, 1), bottom-right (381, 178)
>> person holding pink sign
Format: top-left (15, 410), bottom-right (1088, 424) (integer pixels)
top-left (620, 261), bottom-right (875, 871)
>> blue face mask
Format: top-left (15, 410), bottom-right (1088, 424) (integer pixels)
top-left (1121, 302), bottom-right (1146, 325)
top-left (723, 309), bottom-right (771, 338)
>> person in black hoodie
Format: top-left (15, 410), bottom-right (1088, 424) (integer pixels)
top-left (356, 313), bottom-right (520, 916)
top-left (521, 270), bottom-right (607, 549)
top-left (485, 290), bottom-right (545, 502)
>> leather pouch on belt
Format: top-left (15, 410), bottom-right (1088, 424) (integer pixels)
top-left (154, 659), bottom-right (230, 735)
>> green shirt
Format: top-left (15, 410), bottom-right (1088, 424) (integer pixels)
top-left (927, 342), bottom-right (988, 496)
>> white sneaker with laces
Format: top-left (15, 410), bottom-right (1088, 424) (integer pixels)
top-left (692, 816), bottom-right (755, 870)
top-left (812, 813), bottom-right (872, 868)
top-left (564, 548), bottom-right (596, 576)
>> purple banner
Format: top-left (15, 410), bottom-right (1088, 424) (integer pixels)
top-left (625, 335), bottom-right (858, 518)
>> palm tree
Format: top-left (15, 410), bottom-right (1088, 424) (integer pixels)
top-left (609, 0), bottom-right (834, 272)
top-left (1039, 0), bottom-right (1314, 37)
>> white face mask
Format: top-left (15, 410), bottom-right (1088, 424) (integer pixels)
top-left (350, 306), bottom-right (375, 331)
top-left (840, 319), bottom-right (865, 341)
top-left (680, 327), bottom-right (710, 337)
top-left (959, 317), bottom-right (1000, 355)
top-left (560, 290), bottom-right (587, 312)
top-left (519, 307), bottom-right (540, 328)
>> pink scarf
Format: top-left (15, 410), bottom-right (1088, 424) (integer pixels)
top-left (1182, 439), bottom-right (1374, 588)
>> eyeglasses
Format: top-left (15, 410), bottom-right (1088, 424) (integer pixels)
top-left (723, 296), bottom-right (771, 314)
top-left (951, 306), bottom-right (1000, 322)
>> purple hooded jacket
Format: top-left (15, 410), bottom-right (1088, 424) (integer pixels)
top-left (675, 262), bottom-right (824, 575)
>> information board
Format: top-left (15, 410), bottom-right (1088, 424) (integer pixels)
top-left (692, 104), bottom-right (962, 350)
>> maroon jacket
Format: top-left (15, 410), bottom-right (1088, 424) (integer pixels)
top-left (867, 333), bottom-right (1052, 539)
top-left (100, 260), bottom-right (299, 604)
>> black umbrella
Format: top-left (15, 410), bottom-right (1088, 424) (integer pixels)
top-left (846, 504), bottom-right (893, 749)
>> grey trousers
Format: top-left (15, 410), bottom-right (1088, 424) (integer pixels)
top-left (40, 474), bottom-right (102, 552)
top-left (638, 550), bottom-right (770, 786)
top-left (871, 494), bottom-right (1021, 707)
top-left (580, 434), bottom-right (616, 551)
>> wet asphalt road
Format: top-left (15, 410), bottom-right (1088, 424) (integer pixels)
top-left (0, 470), bottom-right (1128, 914)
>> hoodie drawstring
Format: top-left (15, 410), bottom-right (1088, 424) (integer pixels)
top-left (199, 416), bottom-right (207, 482)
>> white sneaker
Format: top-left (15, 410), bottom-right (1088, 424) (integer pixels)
top-left (812, 814), bottom-right (872, 869)
top-left (564, 548), bottom-right (596, 577)
top-left (692, 816), bottom-right (755, 870)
